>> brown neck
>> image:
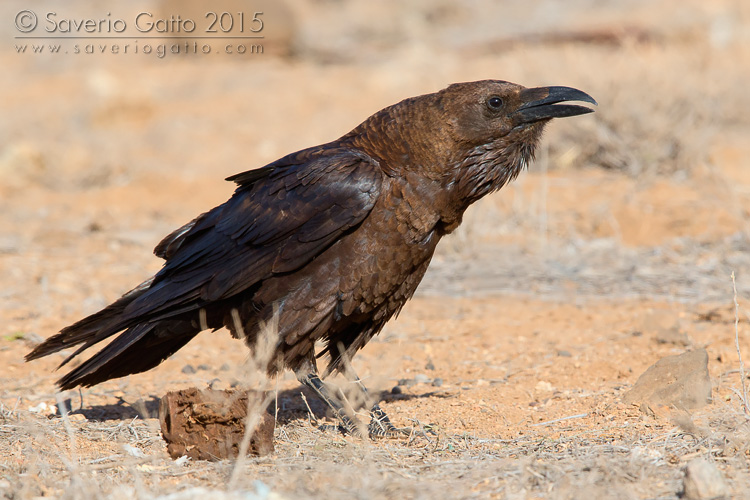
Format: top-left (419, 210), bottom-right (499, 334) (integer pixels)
top-left (343, 94), bottom-right (454, 180)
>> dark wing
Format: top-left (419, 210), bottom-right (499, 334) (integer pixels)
top-left (122, 147), bottom-right (383, 320)
top-left (154, 144), bottom-right (330, 261)
top-left (26, 146), bottom-right (383, 369)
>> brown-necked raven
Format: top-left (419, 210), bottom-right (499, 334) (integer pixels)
top-left (27, 81), bottom-right (596, 437)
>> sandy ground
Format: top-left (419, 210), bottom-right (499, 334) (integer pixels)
top-left (2, 0), bottom-right (750, 498)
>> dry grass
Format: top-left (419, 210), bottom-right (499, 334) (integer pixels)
top-left (4, 290), bottom-right (750, 499)
top-left (3, 393), bottom-right (750, 499)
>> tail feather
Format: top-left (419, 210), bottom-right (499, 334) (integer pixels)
top-left (26, 276), bottom-right (205, 390)
top-left (57, 324), bottom-right (156, 389)
top-left (25, 278), bottom-right (153, 363)
top-left (57, 320), bottom-right (201, 390)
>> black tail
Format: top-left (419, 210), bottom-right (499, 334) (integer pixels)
top-left (26, 278), bottom-right (154, 364)
top-left (56, 320), bottom-right (201, 390)
top-left (25, 278), bottom-right (203, 390)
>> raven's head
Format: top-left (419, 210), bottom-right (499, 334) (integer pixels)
top-left (439, 80), bottom-right (596, 203)
top-left (344, 79), bottom-right (595, 214)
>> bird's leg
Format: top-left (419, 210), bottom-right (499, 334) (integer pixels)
top-left (295, 364), bottom-right (366, 437)
top-left (295, 360), bottom-right (409, 438)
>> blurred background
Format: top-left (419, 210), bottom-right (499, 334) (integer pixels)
top-left (4, 4), bottom-right (750, 496)
top-left (2, 0), bottom-right (750, 335)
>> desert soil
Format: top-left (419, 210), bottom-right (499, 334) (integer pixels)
top-left (2, 0), bottom-right (750, 499)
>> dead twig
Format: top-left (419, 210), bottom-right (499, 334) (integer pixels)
top-left (300, 392), bottom-right (318, 426)
top-left (731, 272), bottom-right (749, 415)
top-left (531, 413), bottom-right (589, 427)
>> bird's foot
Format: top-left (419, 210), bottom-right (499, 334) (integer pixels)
top-left (367, 421), bottom-right (411, 439)
top-left (367, 404), bottom-right (411, 439)
top-left (318, 411), bottom-right (366, 437)
top-left (320, 404), bottom-right (410, 439)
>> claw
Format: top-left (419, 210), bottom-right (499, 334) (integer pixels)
top-left (368, 422), bottom-right (412, 439)
top-left (367, 403), bottom-right (411, 439)
top-left (297, 368), bottom-right (413, 440)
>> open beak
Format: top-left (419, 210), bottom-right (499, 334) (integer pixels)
top-left (514, 86), bottom-right (597, 125)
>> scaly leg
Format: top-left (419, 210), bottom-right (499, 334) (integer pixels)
top-left (295, 361), bottom-right (409, 439)
top-left (296, 369), bottom-right (365, 436)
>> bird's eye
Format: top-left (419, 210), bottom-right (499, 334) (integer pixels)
top-left (487, 96), bottom-right (503, 109)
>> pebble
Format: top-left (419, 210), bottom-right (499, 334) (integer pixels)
top-left (414, 373), bottom-right (430, 384)
top-left (28, 401), bottom-right (56, 415)
top-left (123, 444), bottom-right (146, 458)
top-left (391, 386), bottom-right (402, 395)
top-left (425, 360), bottom-right (435, 370)
top-left (182, 364), bottom-right (196, 374)
top-left (196, 364), bottom-right (211, 371)
top-left (432, 378), bottom-right (443, 387)
top-left (623, 349), bottom-right (711, 413)
top-left (535, 380), bottom-right (555, 392)
top-left (683, 458), bottom-right (729, 500)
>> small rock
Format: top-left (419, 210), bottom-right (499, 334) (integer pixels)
top-left (557, 350), bottom-right (572, 357)
top-left (123, 444), bottom-right (146, 458)
top-left (391, 386), bottom-right (402, 395)
top-left (414, 373), bottom-right (430, 384)
top-left (432, 378), bottom-right (443, 387)
top-left (196, 364), bottom-right (211, 371)
top-left (683, 458), bottom-right (729, 500)
top-left (535, 381), bottom-right (554, 392)
top-left (425, 360), bottom-right (435, 370)
top-left (623, 349), bottom-right (712, 414)
top-left (29, 402), bottom-right (52, 414)
top-left (220, 363), bottom-right (231, 371)
top-left (181, 364), bottom-right (196, 374)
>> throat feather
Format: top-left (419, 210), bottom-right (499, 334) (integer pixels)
top-left (454, 141), bottom-right (536, 204)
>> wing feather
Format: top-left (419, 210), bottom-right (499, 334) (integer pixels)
top-left (124, 148), bottom-right (382, 319)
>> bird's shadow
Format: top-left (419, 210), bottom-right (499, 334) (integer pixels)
top-left (70, 386), bottom-right (450, 424)
top-left (272, 386), bottom-right (453, 425)
top-left (72, 395), bottom-right (161, 421)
